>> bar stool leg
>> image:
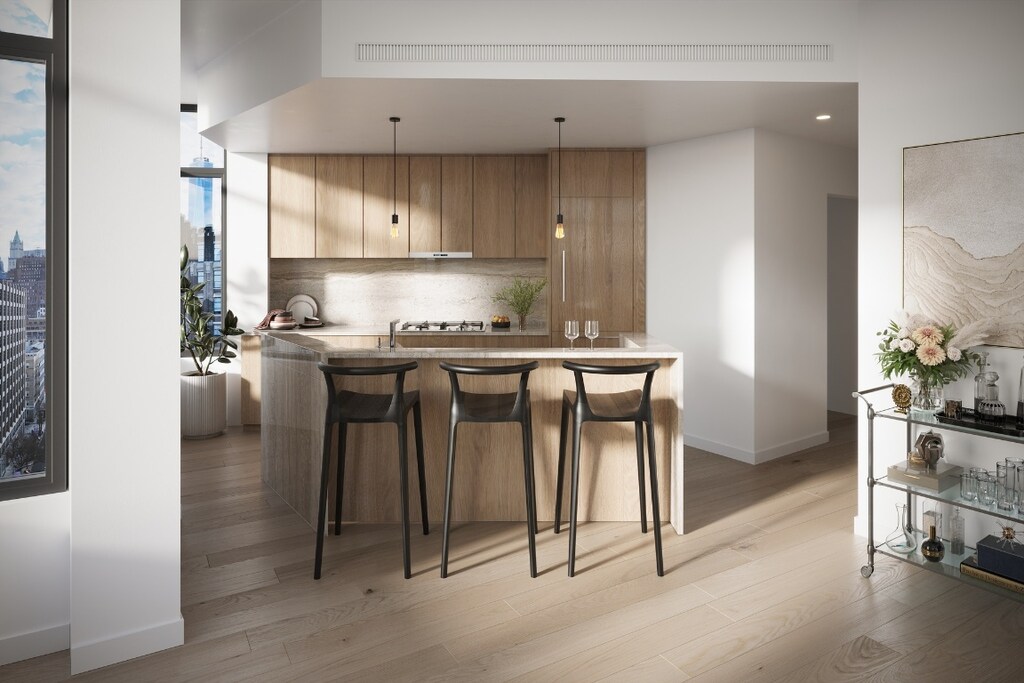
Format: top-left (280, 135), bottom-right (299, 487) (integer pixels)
top-left (440, 419), bottom-right (458, 578)
top-left (634, 421), bottom-right (648, 534)
top-left (645, 417), bottom-right (665, 576)
top-left (568, 416), bottom-right (583, 577)
top-left (413, 402), bottom-right (429, 535)
top-left (334, 422), bottom-right (347, 536)
top-left (526, 405), bottom-right (539, 535)
top-left (554, 399), bottom-right (569, 533)
top-left (314, 419), bottom-right (333, 580)
top-left (397, 418), bottom-right (412, 579)
top-left (521, 409), bottom-right (538, 578)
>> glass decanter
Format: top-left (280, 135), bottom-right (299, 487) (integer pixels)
top-left (975, 351), bottom-right (989, 413)
top-left (885, 503), bottom-right (917, 554)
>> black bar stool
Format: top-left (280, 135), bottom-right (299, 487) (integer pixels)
top-left (554, 360), bottom-right (664, 577)
top-left (438, 361), bottom-right (540, 578)
top-left (313, 361), bottom-right (429, 580)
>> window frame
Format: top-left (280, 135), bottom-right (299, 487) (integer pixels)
top-left (180, 104), bottom-right (227, 338)
top-left (0, 0), bottom-right (69, 502)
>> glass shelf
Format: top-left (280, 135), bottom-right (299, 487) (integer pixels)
top-left (876, 407), bottom-right (1024, 445)
top-left (874, 476), bottom-right (1024, 526)
top-left (874, 533), bottom-right (1024, 602)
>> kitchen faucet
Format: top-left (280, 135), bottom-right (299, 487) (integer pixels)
top-left (389, 319), bottom-right (400, 350)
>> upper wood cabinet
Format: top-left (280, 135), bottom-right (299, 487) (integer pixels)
top-left (315, 156), bottom-right (362, 258)
top-left (515, 155), bottom-right (548, 258)
top-left (551, 150), bottom-right (634, 198)
top-left (473, 156), bottom-right (516, 258)
top-left (269, 155), bottom-right (316, 258)
top-left (409, 156), bottom-right (442, 253)
top-left (441, 156), bottom-right (473, 253)
top-left (363, 156), bottom-right (409, 258)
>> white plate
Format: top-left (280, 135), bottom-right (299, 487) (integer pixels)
top-left (286, 294), bottom-right (318, 323)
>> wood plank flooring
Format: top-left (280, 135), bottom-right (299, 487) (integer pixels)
top-left (5, 412), bottom-right (1024, 681)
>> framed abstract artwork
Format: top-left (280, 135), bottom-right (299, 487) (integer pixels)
top-left (904, 132), bottom-right (1024, 348)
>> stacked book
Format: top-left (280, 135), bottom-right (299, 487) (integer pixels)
top-left (960, 535), bottom-right (1024, 594)
top-left (885, 460), bottom-right (962, 492)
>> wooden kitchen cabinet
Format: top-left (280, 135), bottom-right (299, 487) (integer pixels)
top-left (515, 155), bottom-right (548, 258)
top-left (441, 156), bottom-right (473, 252)
top-left (472, 156), bottom-right (516, 258)
top-left (548, 149), bottom-right (645, 334)
top-left (269, 155), bottom-right (316, 257)
top-left (409, 156), bottom-right (442, 253)
top-left (363, 155), bottom-right (409, 258)
top-left (551, 149), bottom-right (634, 198)
top-left (315, 156), bottom-right (363, 258)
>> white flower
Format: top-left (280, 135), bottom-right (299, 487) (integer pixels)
top-left (897, 327), bottom-right (911, 339)
top-left (889, 339), bottom-right (902, 351)
top-left (947, 346), bottom-right (962, 362)
top-left (898, 338), bottom-right (916, 353)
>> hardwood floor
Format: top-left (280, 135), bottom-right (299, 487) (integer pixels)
top-left (5, 412), bottom-right (1024, 681)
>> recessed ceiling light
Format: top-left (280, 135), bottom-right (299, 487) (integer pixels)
top-left (816, 114), bottom-right (832, 121)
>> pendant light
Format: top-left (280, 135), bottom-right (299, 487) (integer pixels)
top-left (390, 116), bottom-right (400, 239)
top-left (554, 117), bottom-right (565, 240)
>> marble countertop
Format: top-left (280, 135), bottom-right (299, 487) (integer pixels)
top-left (249, 323), bottom-right (548, 337)
top-left (264, 331), bottom-right (682, 361)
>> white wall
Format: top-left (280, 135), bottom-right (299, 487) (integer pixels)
top-left (827, 196), bottom-right (857, 414)
top-left (224, 152), bottom-right (269, 425)
top-left (69, 0), bottom-right (183, 674)
top-left (0, 494), bottom-right (69, 665)
top-left (753, 130), bottom-right (857, 457)
top-left (857, 0), bottom-right (1024, 538)
top-left (648, 130), bottom-right (757, 458)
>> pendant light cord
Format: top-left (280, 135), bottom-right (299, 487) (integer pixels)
top-left (557, 119), bottom-right (562, 216)
top-left (392, 119), bottom-right (397, 216)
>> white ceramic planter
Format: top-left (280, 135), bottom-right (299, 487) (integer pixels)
top-left (181, 371), bottom-right (227, 439)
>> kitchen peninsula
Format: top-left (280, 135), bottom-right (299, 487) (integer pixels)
top-left (261, 331), bottom-right (684, 532)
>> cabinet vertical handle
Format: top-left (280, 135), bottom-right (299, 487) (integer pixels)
top-left (561, 249), bottom-right (566, 303)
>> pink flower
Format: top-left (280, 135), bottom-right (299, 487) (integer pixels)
top-left (912, 325), bottom-right (944, 345)
top-left (916, 343), bottom-right (946, 366)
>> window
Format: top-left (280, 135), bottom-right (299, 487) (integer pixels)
top-left (0, 0), bottom-right (67, 501)
top-left (180, 105), bottom-right (225, 335)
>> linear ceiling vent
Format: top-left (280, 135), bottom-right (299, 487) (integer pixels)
top-left (356, 43), bottom-right (832, 63)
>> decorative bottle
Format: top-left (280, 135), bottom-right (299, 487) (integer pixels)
top-left (921, 524), bottom-right (945, 563)
top-left (950, 507), bottom-right (965, 555)
top-left (1017, 353), bottom-right (1024, 426)
top-left (975, 351), bottom-right (989, 413)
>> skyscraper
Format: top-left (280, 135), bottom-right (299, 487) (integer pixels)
top-left (8, 230), bottom-right (22, 270)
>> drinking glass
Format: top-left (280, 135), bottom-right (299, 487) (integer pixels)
top-left (978, 474), bottom-right (998, 506)
top-left (997, 463), bottom-right (1016, 510)
top-left (564, 320), bottom-right (579, 350)
top-left (960, 472), bottom-right (978, 502)
top-left (584, 320), bottom-right (599, 350)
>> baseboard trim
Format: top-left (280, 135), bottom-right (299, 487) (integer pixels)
top-left (0, 623), bottom-right (69, 667)
top-left (752, 431), bottom-right (830, 464)
top-left (70, 615), bottom-right (183, 675)
top-left (684, 430), bottom-right (830, 465)
top-left (684, 433), bottom-right (756, 464)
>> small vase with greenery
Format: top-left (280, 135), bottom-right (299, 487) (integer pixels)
top-left (492, 277), bottom-right (547, 332)
top-left (181, 244), bottom-right (243, 374)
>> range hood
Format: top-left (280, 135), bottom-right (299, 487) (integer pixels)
top-left (409, 251), bottom-right (473, 259)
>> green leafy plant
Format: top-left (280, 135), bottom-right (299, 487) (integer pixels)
top-left (180, 245), bottom-right (243, 375)
top-left (492, 277), bottom-right (547, 318)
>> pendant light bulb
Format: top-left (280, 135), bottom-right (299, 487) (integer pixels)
top-left (390, 116), bottom-right (400, 239)
top-left (554, 117), bottom-right (565, 240)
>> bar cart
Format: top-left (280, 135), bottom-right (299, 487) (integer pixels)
top-left (854, 383), bottom-right (1024, 598)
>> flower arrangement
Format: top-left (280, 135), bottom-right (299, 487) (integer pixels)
top-left (876, 310), bottom-right (990, 386)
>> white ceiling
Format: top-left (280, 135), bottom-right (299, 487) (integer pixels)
top-left (182, 1), bottom-right (858, 155)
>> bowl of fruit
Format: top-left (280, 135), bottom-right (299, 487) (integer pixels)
top-left (490, 314), bottom-right (511, 329)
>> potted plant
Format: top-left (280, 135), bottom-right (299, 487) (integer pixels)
top-left (180, 245), bottom-right (243, 438)
top-left (492, 277), bottom-right (547, 332)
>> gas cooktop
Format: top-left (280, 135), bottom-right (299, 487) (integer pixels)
top-left (400, 320), bottom-right (485, 332)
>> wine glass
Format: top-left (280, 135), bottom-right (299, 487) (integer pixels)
top-left (585, 320), bottom-right (599, 350)
top-left (564, 320), bottom-right (579, 350)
